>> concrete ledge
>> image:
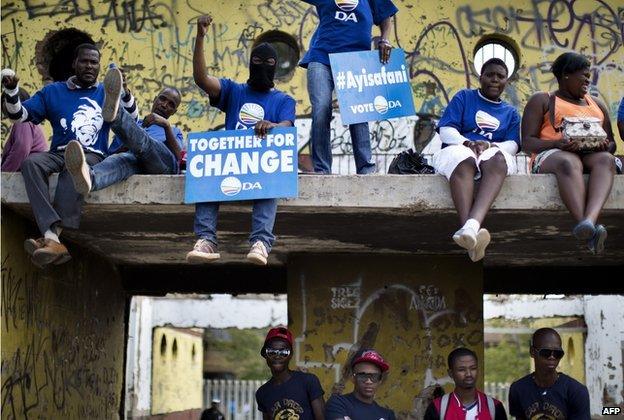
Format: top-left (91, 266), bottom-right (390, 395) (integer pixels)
top-left (2, 173), bottom-right (623, 210)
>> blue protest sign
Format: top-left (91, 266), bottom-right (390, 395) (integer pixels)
top-left (184, 127), bottom-right (298, 203)
top-left (329, 49), bottom-right (416, 125)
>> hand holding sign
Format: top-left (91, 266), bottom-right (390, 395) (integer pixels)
top-left (255, 120), bottom-right (277, 138)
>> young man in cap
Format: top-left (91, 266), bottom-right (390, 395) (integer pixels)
top-left (200, 398), bottom-right (225, 420)
top-left (509, 328), bottom-right (589, 419)
top-left (256, 327), bottom-right (325, 420)
top-left (425, 347), bottom-right (506, 419)
top-left (325, 349), bottom-right (396, 420)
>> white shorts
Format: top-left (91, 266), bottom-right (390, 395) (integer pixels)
top-left (432, 144), bottom-right (517, 180)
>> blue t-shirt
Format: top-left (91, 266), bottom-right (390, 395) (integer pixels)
top-left (22, 81), bottom-right (110, 154)
top-left (618, 97), bottom-right (624, 122)
top-left (256, 371), bottom-right (324, 420)
top-left (108, 118), bottom-right (183, 154)
top-left (437, 89), bottom-right (521, 147)
top-left (325, 393), bottom-right (396, 420)
top-left (300, 0), bottom-right (398, 67)
top-left (216, 79), bottom-right (296, 130)
top-left (509, 373), bottom-right (590, 420)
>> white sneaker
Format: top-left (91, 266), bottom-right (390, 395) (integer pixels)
top-left (65, 140), bottom-right (92, 195)
top-left (186, 239), bottom-right (220, 264)
top-left (453, 226), bottom-right (477, 250)
top-left (102, 67), bottom-right (122, 122)
top-left (468, 228), bottom-right (491, 262)
top-left (247, 241), bottom-right (268, 265)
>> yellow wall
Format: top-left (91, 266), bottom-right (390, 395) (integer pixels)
top-left (0, 207), bottom-right (125, 419)
top-left (531, 317), bottom-right (586, 383)
top-left (288, 255), bottom-right (483, 419)
top-left (151, 327), bottom-right (203, 415)
top-left (1, 0), bottom-right (623, 148)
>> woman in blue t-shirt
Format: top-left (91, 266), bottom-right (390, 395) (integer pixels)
top-left (433, 58), bottom-right (521, 262)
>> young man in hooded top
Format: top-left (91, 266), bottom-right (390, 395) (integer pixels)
top-left (255, 327), bottom-right (325, 420)
top-left (189, 14), bottom-right (296, 266)
top-left (424, 347), bottom-right (507, 420)
top-left (325, 349), bottom-right (396, 420)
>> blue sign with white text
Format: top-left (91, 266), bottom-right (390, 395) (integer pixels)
top-left (329, 49), bottom-right (416, 125)
top-left (184, 127), bottom-right (298, 203)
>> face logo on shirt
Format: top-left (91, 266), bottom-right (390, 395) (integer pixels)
top-left (274, 409), bottom-right (299, 420)
top-left (238, 102), bottom-right (265, 128)
top-left (334, 0), bottom-right (358, 21)
top-left (473, 110), bottom-right (500, 140)
top-left (70, 97), bottom-right (103, 146)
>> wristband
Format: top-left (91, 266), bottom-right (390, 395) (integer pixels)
top-left (378, 39), bottom-right (391, 46)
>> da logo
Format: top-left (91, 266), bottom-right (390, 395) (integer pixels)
top-left (373, 95), bottom-right (401, 114)
top-left (335, 0), bottom-right (358, 21)
top-left (220, 177), bottom-right (263, 196)
top-left (473, 110), bottom-right (501, 140)
top-left (239, 103), bottom-right (265, 127)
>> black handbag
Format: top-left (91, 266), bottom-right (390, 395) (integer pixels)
top-left (387, 148), bottom-right (435, 174)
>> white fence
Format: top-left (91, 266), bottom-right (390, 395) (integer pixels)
top-left (204, 379), bottom-right (511, 419)
top-left (484, 382), bottom-right (511, 412)
top-left (204, 379), bottom-right (264, 420)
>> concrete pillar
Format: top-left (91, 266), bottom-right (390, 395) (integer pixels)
top-left (584, 295), bottom-right (624, 414)
top-left (288, 255), bottom-right (483, 419)
top-left (0, 209), bottom-right (126, 419)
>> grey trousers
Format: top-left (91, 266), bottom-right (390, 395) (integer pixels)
top-left (20, 150), bottom-right (104, 235)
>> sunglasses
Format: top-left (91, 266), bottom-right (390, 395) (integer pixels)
top-left (535, 348), bottom-right (565, 359)
top-left (353, 372), bottom-right (383, 383)
top-left (265, 348), bottom-right (291, 358)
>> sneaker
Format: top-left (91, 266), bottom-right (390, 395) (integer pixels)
top-left (468, 228), bottom-right (491, 262)
top-left (65, 140), bottom-right (92, 195)
top-left (31, 239), bottom-right (71, 267)
top-left (186, 239), bottom-right (220, 264)
top-left (588, 224), bottom-right (607, 254)
top-left (247, 240), bottom-right (269, 265)
top-left (24, 237), bottom-right (46, 256)
top-left (452, 227), bottom-right (477, 250)
top-left (572, 219), bottom-right (595, 241)
top-left (102, 67), bottom-right (123, 122)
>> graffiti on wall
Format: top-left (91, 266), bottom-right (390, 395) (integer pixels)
top-left (288, 256), bottom-right (483, 418)
top-left (0, 0), bottom-right (622, 160)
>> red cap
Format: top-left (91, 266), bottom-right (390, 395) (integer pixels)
top-left (264, 326), bottom-right (293, 348)
top-left (351, 349), bottom-right (390, 372)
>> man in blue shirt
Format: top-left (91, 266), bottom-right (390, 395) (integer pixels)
top-left (1, 44), bottom-right (137, 267)
top-left (618, 97), bottom-right (624, 143)
top-left (64, 81), bottom-right (183, 195)
top-left (300, 0), bottom-right (398, 174)
top-left (188, 14), bottom-right (296, 266)
top-left (325, 348), bottom-right (395, 420)
top-left (509, 328), bottom-right (590, 419)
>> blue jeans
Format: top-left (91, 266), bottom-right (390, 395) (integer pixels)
top-left (90, 108), bottom-right (178, 191)
top-left (194, 199), bottom-right (277, 251)
top-left (307, 61), bottom-right (376, 174)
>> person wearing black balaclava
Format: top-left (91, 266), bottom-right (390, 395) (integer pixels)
top-left (189, 14), bottom-right (296, 266)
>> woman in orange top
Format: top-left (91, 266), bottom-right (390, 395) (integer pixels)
top-left (522, 52), bottom-right (618, 254)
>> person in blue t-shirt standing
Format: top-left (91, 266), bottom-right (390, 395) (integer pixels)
top-left (618, 97), bottom-right (624, 143)
top-left (1, 44), bottom-right (138, 267)
top-left (300, 0), bottom-right (398, 174)
top-left (325, 349), bottom-right (396, 420)
top-left (188, 15), bottom-right (296, 266)
top-left (64, 80), bottom-right (183, 195)
top-left (509, 328), bottom-right (590, 420)
top-left (256, 327), bottom-right (325, 420)
top-left (433, 58), bottom-right (521, 262)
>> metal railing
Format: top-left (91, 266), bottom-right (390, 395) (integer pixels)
top-left (204, 379), bottom-right (264, 420)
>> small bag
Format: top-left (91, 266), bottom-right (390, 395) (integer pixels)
top-left (387, 149), bottom-right (435, 174)
top-left (549, 94), bottom-right (607, 150)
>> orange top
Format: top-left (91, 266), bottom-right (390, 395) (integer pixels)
top-left (539, 93), bottom-right (604, 140)
top-left (530, 93), bottom-right (604, 168)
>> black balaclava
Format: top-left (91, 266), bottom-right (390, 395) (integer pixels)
top-left (247, 42), bottom-right (277, 92)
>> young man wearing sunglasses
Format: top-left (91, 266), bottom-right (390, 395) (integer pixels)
top-left (509, 328), bottom-right (590, 419)
top-left (256, 327), bottom-right (325, 419)
top-left (425, 347), bottom-right (507, 419)
top-left (325, 349), bottom-right (396, 420)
